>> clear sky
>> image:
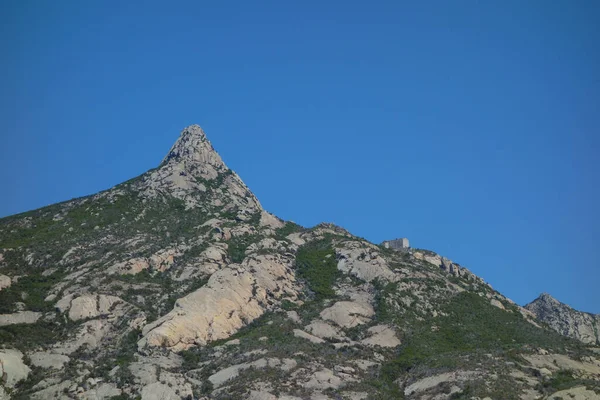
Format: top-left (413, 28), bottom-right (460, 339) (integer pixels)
top-left (1, 1), bottom-right (598, 313)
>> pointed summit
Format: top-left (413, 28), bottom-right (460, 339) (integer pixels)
top-left (136, 124), bottom-right (262, 212)
top-left (537, 292), bottom-right (559, 303)
top-left (161, 125), bottom-right (226, 180)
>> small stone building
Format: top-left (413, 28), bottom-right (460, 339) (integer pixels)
top-left (382, 238), bottom-right (409, 250)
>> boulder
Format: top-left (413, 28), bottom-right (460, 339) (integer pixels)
top-left (0, 274), bottom-right (11, 291)
top-left (360, 325), bottom-right (401, 348)
top-left (320, 301), bottom-right (374, 328)
top-left (0, 349), bottom-right (31, 388)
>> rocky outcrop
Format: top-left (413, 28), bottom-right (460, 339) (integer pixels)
top-left (142, 254), bottom-right (300, 350)
top-left (360, 325), bottom-right (401, 348)
top-left (0, 311), bottom-right (42, 326)
top-left (29, 352), bottom-right (70, 369)
top-left (0, 274), bottom-right (11, 291)
top-left (320, 301), bottom-right (374, 329)
top-left (525, 293), bottom-right (600, 344)
top-left (56, 294), bottom-right (122, 321)
top-left (336, 242), bottom-right (395, 282)
top-left (0, 349), bottom-right (31, 388)
top-left (208, 357), bottom-right (297, 387)
top-left (413, 251), bottom-right (487, 285)
top-left (136, 125), bottom-right (262, 212)
top-left (547, 386), bottom-right (600, 400)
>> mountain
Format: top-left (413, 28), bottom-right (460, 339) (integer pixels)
top-left (0, 125), bottom-right (599, 400)
top-left (526, 293), bottom-right (600, 345)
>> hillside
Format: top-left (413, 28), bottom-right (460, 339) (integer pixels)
top-left (0, 125), bottom-right (599, 400)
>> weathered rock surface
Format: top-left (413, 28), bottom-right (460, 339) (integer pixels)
top-left (404, 370), bottom-right (480, 397)
top-left (0, 274), bottom-right (10, 291)
top-left (360, 325), bottom-right (401, 348)
top-left (293, 329), bottom-right (325, 344)
top-left (208, 357), bottom-right (297, 387)
top-left (547, 386), bottom-right (600, 400)
top-left (140, 382), bottom-right (179, 400)
top-left (137, 125), bottom-right (263, 212)
top-left (0, 310), bottom-right (42, 326)
top-left (320, 301), bottom-right (374, 329)
top-left (336, 242), bottom-right (395, 282)
top-left (57, 294), bottom-right (122, 321)
top-left (142, 254), bottom-right (300, 350)
top-left (0, 349), bottom-right (31, 388)
top-left (526, 293), bottom-right (600, 344)
top-left (29, 352), bottom-right (70, 369)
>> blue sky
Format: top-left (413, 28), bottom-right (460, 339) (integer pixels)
top-left (1, 1), bottom-right (598, 313)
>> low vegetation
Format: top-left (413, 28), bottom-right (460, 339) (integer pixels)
top-left (295, 239), bottom-right (340, 300)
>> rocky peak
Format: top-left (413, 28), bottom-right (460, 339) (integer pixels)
top-left (526, 293), bottom-right (600, 345)
top-left (160, 124), bottom-right (227, 180)
top-left (134, 125), bottom-right (262, 211)
top-left (536, 292), bottom-right (560, 305)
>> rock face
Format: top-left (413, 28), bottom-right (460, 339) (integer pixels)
top-left (142, 254), bottom-right (300, 350)
top-left (525, 293), bottom-right (600, 345)
top-left (0, 311), bottom-right (42, 326)
top-left (0, 349), bottom-right (31, 388)
top-left (136, 124), bottom-right (262, 212)
top-left (56, 294), bottom-right (122, 321)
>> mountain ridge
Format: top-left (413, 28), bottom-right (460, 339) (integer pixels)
top-left (0, 124), bottom-right (599, 400)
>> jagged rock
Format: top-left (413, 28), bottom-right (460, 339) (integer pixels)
top-left (0, 349), bottom-right (31, 388)
top-left (525, 293), bottom-right (600, 344)
top-left (0, 311), bottom-right (42, 326)
top-left (137, 125), bottom-right (263, 211)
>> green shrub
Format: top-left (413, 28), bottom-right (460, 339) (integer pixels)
top-left (227, 234), bottom-right (259, 263)
top-left (295, 239), bottom-right (340, 300)
top-left (0, 271), bottom-right (65, 313)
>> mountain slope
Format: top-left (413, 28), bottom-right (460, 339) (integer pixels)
top-left (0, 125), bottom-right (599, 400)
